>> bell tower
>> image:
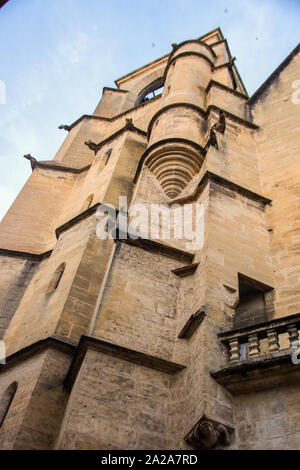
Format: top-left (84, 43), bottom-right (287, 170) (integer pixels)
top-left (0, 28), bottom-right (299, 450)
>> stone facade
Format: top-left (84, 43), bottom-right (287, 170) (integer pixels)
top-left (0, 28), bottom-right (299, 450)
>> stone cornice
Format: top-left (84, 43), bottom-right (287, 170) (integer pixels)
top-left (164, 52), bottom-right (214, 81)
top-left (102, 87), bottom-right (128, 94)
top-left (167, 40), bottom-right (217, 64)
top-left (62, 94), bottom-right (162, 132)
top-left (85, 124), bottom-right (147, 155)
top-left (36, 161), bottom-right (91, 174)
top-left (147, 103), bottom-right (258, 140)
top-left (118, 238), bottom-right (194, 263)
top-left (0, 335), bottom-right (186, 389)
top-left (64, 335), bottom-right (186, 391)
top-left (168, 171), bottom-right (272, 206)
top-left (205, 80), bottom-right (248, 100)
top-left (0, 336), bottom-right (76, 373)
top-left (55, 203), bottom-right (102, 239)
top-left (0, 248), bottom-right (53, 261)
top-left (198, 27), bottom-right (224, 43)
top-left (114, 54), bottom-right (169, 87)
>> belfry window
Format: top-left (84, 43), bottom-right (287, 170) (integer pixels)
top-left (136, 78), bottom-right (164, 105)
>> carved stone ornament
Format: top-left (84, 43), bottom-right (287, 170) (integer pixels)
top-left (23, 154), bottom-right (38, 171)
top-left (185, 415), bottom-right (234, 450)
top-left (125, 118), bottom-right (135, 131)
top-left (58, 124), bottom-right (71, 131)
top-left (84, 140), bottom-right (99, 154)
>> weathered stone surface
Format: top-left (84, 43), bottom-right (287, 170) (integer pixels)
top-left (0, 28), bottom-right (299, 450)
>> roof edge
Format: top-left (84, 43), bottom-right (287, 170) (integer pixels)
top-left (248, 42), bottom-right (300, 106)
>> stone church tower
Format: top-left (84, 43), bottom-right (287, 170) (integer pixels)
top-left (0, 28), bottom-right (299, 450)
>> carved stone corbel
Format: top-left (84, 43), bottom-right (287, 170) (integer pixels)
top-left (185, 415), bottom-right (234, 450)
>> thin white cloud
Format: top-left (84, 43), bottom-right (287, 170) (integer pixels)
top-left (58, 32), bottom-right (90, 65)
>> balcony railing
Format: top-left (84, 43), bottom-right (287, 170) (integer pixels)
top-left (218, 312), bottom-right (300, 363)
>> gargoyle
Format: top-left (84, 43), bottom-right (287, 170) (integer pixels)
top-left (58, 124), bottom-right (71, 131)
top-left (212, 110), bottom-right (226, 134)
top-left (204, 110), bottom-right (226, 152)
top-left (228, 56), bottom-right (237, 90)
top-left (204, 127), bottom-right (219, 152)
top-left (23, 154), bottom-right (38, 171)
top-left (125, 118), bottom-right (134, 131)
top-left (185, 415), bottom-right (233, 450)
top-left (84, 140), bottom-right (99, 154)
top-left (171, 42), bottom-right (178, 51)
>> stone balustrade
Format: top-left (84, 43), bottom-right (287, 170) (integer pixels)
top-left (218, 313), bottom-right (300, 363)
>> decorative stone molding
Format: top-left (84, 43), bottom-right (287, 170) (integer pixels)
top-left (23, 154), bottom-right (37, 171)
top-left (58, 124), bottom-right (72, 131)
top-left (185, 415), bottom-right (234, 450)
top-left (223, 284), bottom-right (239, 308)
top-left (172, 262), bottom-right (199, 278)
top-left (144, 140), bottom-right (205, 199)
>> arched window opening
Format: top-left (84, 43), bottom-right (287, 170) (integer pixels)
top-left (47, 263), bottom-right (66, 294)
top-left (82, 194), bottom-right (94, 212)
top-left (136, 78), bottom-right (164, 105)
top-left (105, 148), bottom-right (112, 165)
top-left (0, 382), bottom-right (18, 428)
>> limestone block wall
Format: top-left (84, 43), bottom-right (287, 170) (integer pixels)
top-left (56, 349), bottom-right (174, 450)
top-left (250, 49), bottom-right (300, 318)
top-left (0, 347), bottom-right (72, 450)
top-left (3, 215), bottom-right (95, 355)
top-left (0, 29), bottom-right (298, 451)
top-left (0, 169), bottom-right (76, 254)
top-left (0, 256), bottom-right (39, 339)
top-left (93, 243), bottom-right (182, 361)
top-left (53, 118), bottom-right (109, 168)
top-left (232, 385), bottom-right (300, 450)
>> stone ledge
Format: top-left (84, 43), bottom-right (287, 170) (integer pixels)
top-left (211, 349), bottom-right (300, 395)
top-left (164, 52), bottom-right (215, 81)
top-left (36, 162), bottom-right (91, 174)
top-left (85, 123), bottom-right (147, 155)
top-left (64, 336), bottom-right (186, 391)
top-left (178, 310), bottom-right (206, 339)
top-left (167, 39), bottom-right (217, 64)
top-left (205, 80), bottom-right (248, 100)
top-left (172, 262), bottom-right (199, 278)
top-left (0, 248), bottom-right (53, 261)
top-left (118, 238), bottom-right (194, 263)
top-left (147, 103), bottom-right (259, 140)
top-left (0, 335), bottom-right (76, 373)
top-left (63, 93), bottom-right (162, 131)
top-left (168, 171), bottom-right (272, 207)
top-left (55, 203), bottom-right (101, 239)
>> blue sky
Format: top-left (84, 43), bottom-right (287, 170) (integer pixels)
top-left (0, 0), bottom-right (299, 221)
